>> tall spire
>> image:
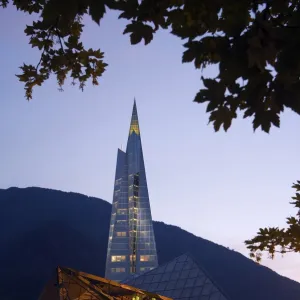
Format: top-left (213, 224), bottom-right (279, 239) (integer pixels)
top-left (105, 99), bottom-right (158, 282)
top-left (129, 98), bottom-right (140, 135)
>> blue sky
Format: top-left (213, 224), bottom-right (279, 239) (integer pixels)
top-left (1, 6), bottom-right (299, 282)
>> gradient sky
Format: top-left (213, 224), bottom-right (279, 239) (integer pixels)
top-left (1, 6), bottom-right (299, 282)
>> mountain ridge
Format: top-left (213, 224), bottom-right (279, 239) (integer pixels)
top-left (1, 186), bottom-right (299, 300)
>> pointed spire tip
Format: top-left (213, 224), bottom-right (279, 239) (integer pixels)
top-left (129, 98), bottom-right (139, 135)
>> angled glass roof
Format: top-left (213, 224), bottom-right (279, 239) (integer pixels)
top-left (125, 253), bottom-right (230, 300)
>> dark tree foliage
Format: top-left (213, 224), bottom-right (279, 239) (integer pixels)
top-left (245, 181), bottom-right (300, 262)
top-left (1, 0), bottom-right (300, 133)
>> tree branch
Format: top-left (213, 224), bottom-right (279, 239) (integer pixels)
top-left (56, 29), bottom-right (65, 53)
top-left (36, 27), bottom-right (54, 70)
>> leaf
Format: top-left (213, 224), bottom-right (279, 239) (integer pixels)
top-left (243, 108), bottom-right (254, 118)
top-left (206, 100), bottom-right (219, 113)
top-left (89, 0), bottom-right (106, 25)
top-left (117, 0), bottom-right (138, 19)
top-left (182, 42), bottom-right (198, 63)
top-left (130, 31), bottom-right (143, 44)
top-left (182, 48), bottom-right (196, 63)
top-left (24, 25), bottom-right (35, 35)
top-left (123, 22), bottom-right (153, 45)
top-left (208, 106), bottom-right (236, 132)
top-left (209, 110), bottom-right (223, 131)
top-left (270, 112), bottom-right (280, 127)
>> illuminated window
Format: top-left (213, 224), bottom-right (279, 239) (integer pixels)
top-left (140, 255), bottom-right (155, 262)
top-left (116, 232), bottom-right (127, 237)
top-left (111, 255), bottom-right (126, 262)
top-left (130, 255), bottom-right (136, 261)
top-left (111, 268), bottom-right (125, 273)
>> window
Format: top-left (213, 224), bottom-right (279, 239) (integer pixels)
top-left (117, 209), bottom-right (127, 215)
top-left (111, 255), bottom-right (126, 262)
top-left (116, 232), bottom-right (127, 237)
top-left (117, 220), bottom-right (126, 225)
top-left (133, 173), bottom-right (139, 185)
top-left (114, 243), bottom-right (128, 250)
top-left (111, 268), bottom-right (125, 273)
top-left (115, 178), bottom-right (122, 185)
top-left (139, 231), bottom-right (148, 237)
top-left (130, 255), bottom-right (136, 261)
top-left (140, 255), bottom-right (155, 262)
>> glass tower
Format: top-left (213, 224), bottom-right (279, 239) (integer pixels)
top-left (105, 100), bottom-right (158, 282)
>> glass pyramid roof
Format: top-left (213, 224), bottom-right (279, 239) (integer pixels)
top-left (125, 253), bottom-right (230, 300)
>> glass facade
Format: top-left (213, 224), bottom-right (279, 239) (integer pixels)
top-left (126, 253), bottom-right (230, 300)
top-left (105, 100), bottom-right (158, 282)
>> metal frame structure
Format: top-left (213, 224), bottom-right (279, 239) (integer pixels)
top-left (38, 266), bottom-right (172, 300)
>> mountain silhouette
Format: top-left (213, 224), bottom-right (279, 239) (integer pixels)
top-left (1, 187), bottom-right (299, 300)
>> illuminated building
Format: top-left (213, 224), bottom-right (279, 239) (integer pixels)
top-left (105, 100), bottom-right (158, 282)
top-left (39, 254), bottom-right (230, 300)
top-left (38, 266), bottom-right (171, 300)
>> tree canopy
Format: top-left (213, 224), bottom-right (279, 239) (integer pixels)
top-left (245, 181), bottom-right (300, 262)
top-left (1, 0), bottom-right (300, 133)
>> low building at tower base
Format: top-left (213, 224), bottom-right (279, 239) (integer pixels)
top-left (38, 266), bottom-right (172, 300)
top-left (39, 253), bottom-right (230, 300)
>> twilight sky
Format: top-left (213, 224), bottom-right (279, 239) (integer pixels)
top-left (0, 6), bottom-right (299, 282)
